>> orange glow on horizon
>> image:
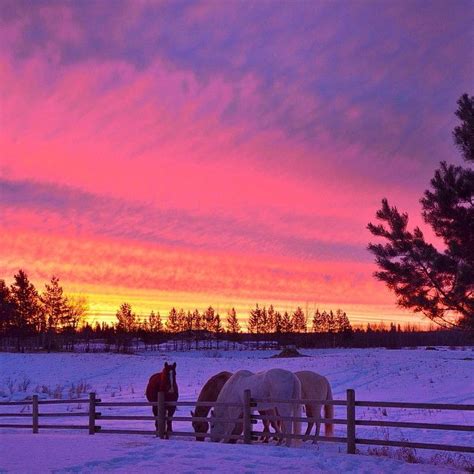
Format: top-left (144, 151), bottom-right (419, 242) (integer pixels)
top-left (1, 230), bottom-right (429, 329)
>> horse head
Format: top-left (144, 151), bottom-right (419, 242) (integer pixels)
top-left (191, 410), bottom-right (209, 441)
top-left (162, 362), bottom-right (177, 394)
top-left (191, 409), bottom-right (209, 441)
top-left (209, 408), bottom-right (228, 442)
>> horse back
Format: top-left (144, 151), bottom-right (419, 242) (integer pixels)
top-left (295, 370), bottom-right (330, 400)
top-left (198, 371), bottom-right (233, 402)
top-left (217, 370), bottom-right (253, 404)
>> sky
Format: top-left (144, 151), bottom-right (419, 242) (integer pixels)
top-left (1, 0), bottom-right (473, 327)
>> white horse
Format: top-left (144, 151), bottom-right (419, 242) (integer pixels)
top-left (210, 369), bottom-right (302, 447)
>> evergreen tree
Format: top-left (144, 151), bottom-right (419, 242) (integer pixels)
top-left (184, 310), bottom-right (194, 332)
top-left (274, 311), bottom-right (282, 334)
top-left (326, 310), bottom-right (336, 333)
top-left (177, 308), bottom-right (187, 331)
top-left (312, 309), bottom-right (324, 332)
top-left (335, 309), bottom-right (352, 333)
top-left (165, 307), bottom-right (180, 333)
top-left (280, 311), bottom-right (293, 333)
top-left (42, 276), bottom-right (69, 332)
top-left (368, 94), bottom-right (474, 330)
top-left (247, 304), bottom-right (262, 334)
top-left (267, 305), bottom-right (276, 334)
top-left (453, 93), bottom-right (474, 162)
top-left (291, 306), bottom-right (307, 333)
top-left (10, 269), bottom-right (43, 336)
top-left (116, 303), bottom-right (137, 332)
top-left (193, 309), bottom-right (202, 331)
top-left (212, 312), bottom-right (223, 334)
top-left (148, 310), bottom-right (163, 333)
top-left (203, 306), bottom-right (216, 332)
top-left (0, 280), bottom-right (15, 335)
top-left (260, 306), bottom-right (269, 334)
top-left (192, 309), bottom-right (202, 350)
top-left (226, 308), bottom-right (241, 334)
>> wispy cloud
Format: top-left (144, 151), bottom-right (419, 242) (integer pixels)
top-left (1, 178), bottom-right (369, 261)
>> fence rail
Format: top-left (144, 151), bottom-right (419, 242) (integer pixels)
top-left (1, 390), bottom-right (473, 455)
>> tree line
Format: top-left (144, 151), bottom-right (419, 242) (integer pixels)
top-left (115, 301), bottom-right (352, 335)
top-left (1, 270), bottom-right (471, 353)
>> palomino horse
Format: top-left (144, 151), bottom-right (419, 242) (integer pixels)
top-left (145, 362), bottom-right (178, 438)
top-left (191, 371), bottom-right (280, 443)
top-left (210, 369), bottom-right (302, 447)
top-left (260, 370), bottom-right (334, 442)
top-left (191, 371), bottom-right (232, 441)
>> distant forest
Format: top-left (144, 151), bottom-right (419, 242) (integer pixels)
top-left (0, 270), bottom-right (471, 352)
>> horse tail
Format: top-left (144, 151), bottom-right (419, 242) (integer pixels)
top-left (324, 381), bottom-right (334, 437)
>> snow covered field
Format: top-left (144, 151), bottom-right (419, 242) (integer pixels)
top-left (1, 347), bottom-right (473, 473)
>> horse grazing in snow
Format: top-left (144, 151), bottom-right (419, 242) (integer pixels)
top-left (210, 369), bottom-right (302, 447)
top-left (260, 370), bottom-right (334, 442)
top-left (191, 371), bottom-right (280, 443)
top-left (145, 362), bottom-right (178, 438)
top-left (191, 371), bottom-right (233, 441)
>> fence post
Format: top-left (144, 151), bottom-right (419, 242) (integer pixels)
top-left (88, 392), bottom-right (96, 435)
top-left (347, 389), bottom-right (356, 454)
top-left (243, 389), bottom-right (252, 444)
top-left (157, 391), bottom-right (166, 439)
top-left (32, 395), bottom-right (39, 434)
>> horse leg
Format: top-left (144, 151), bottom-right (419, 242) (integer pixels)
top-left (277, 405), bottom-right (292, 447)
top-left (166, 406), bottom-right (176, 439)
top-left (271, 405), bottom-right (285, 446)
top-left (313, 404), bottom-right (322, 445)
top-left (276, 408), bottom-right (284, 444)
top-left (152, 405), bottom-right (159, 434)
top-left (304, 404), bottom-right (314, 439)
top-left (264, 408), bottom-right (280, 443)
top-left (259, 410), bottom-right (271, 443)
top-left (230, 416), bottom-right (243, 444)
top-left (270, 408), bottom-right (281, 442)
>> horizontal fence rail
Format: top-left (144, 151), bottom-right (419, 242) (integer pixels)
top-left (356, 401), bottom-right (474, 410)
top-left (252, 398), bottom-right (347, 406)
top-left (1, 390), bottom-right (473, 455)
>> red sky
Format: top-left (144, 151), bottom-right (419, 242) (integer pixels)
top-left (1, 0), bottom-right (473, 327)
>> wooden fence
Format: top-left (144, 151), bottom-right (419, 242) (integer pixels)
top-left (1, 390), bottom-right (473, 455)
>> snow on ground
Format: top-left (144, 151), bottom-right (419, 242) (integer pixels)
top-left (1, 347), bottom-right (473, 472)
top-left (0, 433), bottom-right (460, 473)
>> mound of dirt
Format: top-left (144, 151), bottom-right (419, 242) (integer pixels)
top-left (271, 347), bottom-right (306, 358)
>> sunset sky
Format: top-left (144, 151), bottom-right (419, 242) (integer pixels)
top-left (1, 0), bottom-right (473, 327)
